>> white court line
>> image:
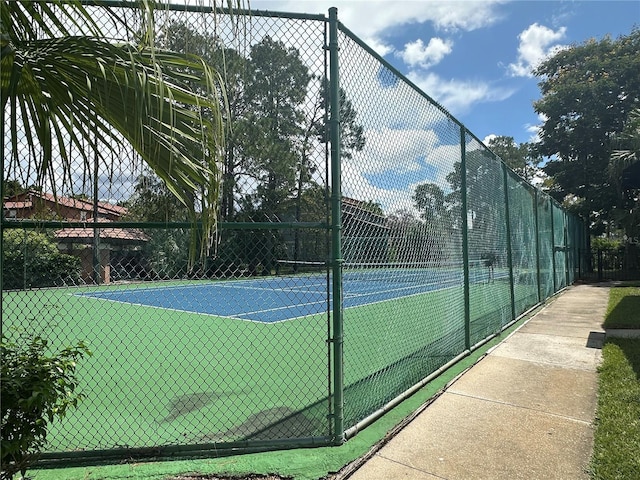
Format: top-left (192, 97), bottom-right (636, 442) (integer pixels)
top-left (71, 295), bottom-right (244, 322)
top-left (73, 276), bottom-right (465, 324)
top-left (213, 282), bottom-right (326, 295)
top-left (73, 288), bottom-right (328, 325)
top-left (343, 278), bottom-right (461, 299)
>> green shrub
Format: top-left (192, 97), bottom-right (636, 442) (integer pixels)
top-left (591, 237), bottom-right (622, 251)
top-left (0, 333), bottom-right (91, 479)
top-left (2, 230), bottom-right (81, 290)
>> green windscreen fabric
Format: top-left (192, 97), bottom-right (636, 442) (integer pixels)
top-left (465, 134), bottom-right (511, 344)
top-left (507, 172), bottom-right (540, 315)
top-left (337, 28), bottom-right (466, 429)
top-left (537, 194), bottom-right (555, 299)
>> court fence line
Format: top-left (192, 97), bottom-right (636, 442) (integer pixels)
top-left (1, 2), bottom-right (588, 466)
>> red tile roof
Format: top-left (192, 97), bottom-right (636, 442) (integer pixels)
top-left (3, 190), bottom-right (128, 218)
top-left (34, 191), bottom-right (128, 217)
top-left (55, 227), bottom-right (149, 243)
top-left (4, 201), bottom-right (32, 209)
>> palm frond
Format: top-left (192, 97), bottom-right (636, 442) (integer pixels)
top-left (608, 108), bottom-right (640, 187)
top-left (1, 0), bottom-right (245, 264)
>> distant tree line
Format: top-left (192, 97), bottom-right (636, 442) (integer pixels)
top-left (9, 22), bottom-right (634, 283)
top-left (534, 28), bottom-right (640, 240)
top-left (123, 21), bottom-right (366, 278)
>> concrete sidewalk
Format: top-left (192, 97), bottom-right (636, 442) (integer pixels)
top-left (344, 283), bottom-right (608, 480)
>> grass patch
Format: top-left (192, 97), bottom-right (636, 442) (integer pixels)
top-left (591, 338), bottom-right (640, 479)
top-left (603, 286), bottom-right (640, 329)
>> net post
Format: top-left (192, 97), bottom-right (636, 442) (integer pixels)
top-left (502, 164), bottom-right (516, 322)
top-left (460, 126), bottom-right (471, 350)
top-left (328, 6), bottom-right (345, 446)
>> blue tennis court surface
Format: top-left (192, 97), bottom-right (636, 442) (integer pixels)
top-left (78, 270), bottom-right (473, 323)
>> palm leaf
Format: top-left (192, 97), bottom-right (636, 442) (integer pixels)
top-left (1, 0), bottom-right (244, 264)
top-left (608, 108), bottom-right (640, 186)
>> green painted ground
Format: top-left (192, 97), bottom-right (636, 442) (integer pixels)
top-left (3, 277), bottom-right (540, 472)
top-left (28, 314), bottom-right (532, 480)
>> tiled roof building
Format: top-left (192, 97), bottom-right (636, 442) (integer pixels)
top-left (3, 190), bottom-right (148, 284)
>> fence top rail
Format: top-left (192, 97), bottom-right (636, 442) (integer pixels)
top-left (1, 220), bottom-right (328, 230)
top-left (334, 17), bottom-right (462, 130)
top-left (83, 0), bottom-right (328, 21)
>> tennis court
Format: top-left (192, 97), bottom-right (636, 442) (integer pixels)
top-left (2, 265), bottom-right (515, 453)
top-left (1, 2), bottom-right (586, 464)
top-left (76, 267), bottom-right (500, 323)
top-left (74, 264), bottom-right (492, 323)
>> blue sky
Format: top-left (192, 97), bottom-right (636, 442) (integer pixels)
top-left (251, 0), bottom-right (639, 146)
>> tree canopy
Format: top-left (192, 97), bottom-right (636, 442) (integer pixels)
top-left (125, 21), bottom-right (366, 277)
top-left (533, 28), bottom-right (640, 236)
top-left (1, 0), bottom-right (244, 263)
top-left (486, 136), bottom-right (541, 183)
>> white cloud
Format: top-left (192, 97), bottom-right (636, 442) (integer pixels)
top-left (331, 0), bottom-right (505, 35)
top-left (249, 0), bottom-right (506, 54)
top-left (353, 127), bottom-right (438, 174)
top-left (363, 36), bottom-right (395, 57)
top-left (406, 71), bottom-right (515, 115)
top-left (483, 134), bottom-right (498, 145)
top-left (341, 161), bottom-right (414, 214)
top-left (508, 23), bottom-right (567, 77)
top-left (400, 37), bottom-right (453, 68)
top-left (524, 112), bottom-right (548, 143)
top-left (342, 125), bottom-right (464, 214)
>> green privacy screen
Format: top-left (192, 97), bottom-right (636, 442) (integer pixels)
top-left (1, 3), bottom-right (587, 464)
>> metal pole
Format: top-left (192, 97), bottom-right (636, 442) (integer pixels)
top-left (328, 6), bottom-right (344, 446)
top-left (502, 164), bottom-right (516, 321)
top-left (598, 249), bottom-right (603, 281)
top-left (578, 246), bottom-right (582, 279)
top-left (550, 202), bottom-right (556, 292)
top-left (460, 126), bottom-right (471, 350)
top-left (564, 214), bottom-right (570, 286)
top-left (92, 146), bottom-right (101, 285)
top-left (534, 190), bottom-right (541, 302)
top-left (1, 114), bottom-right (4, 308)
top-left (586, 224), bottom-right (592, 274)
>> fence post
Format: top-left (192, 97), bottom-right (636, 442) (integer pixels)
top-left (534, 190), bottom-right (542, 302)
top-left (502, 164), bottom-right (516, 321)
top-left (92, 143), bottom-right (101, 285)
top-left (578, 247), bottom-right (582, 279)
top-left (586, 222), bottom-right (592, 275)
top-left (0, 118), bottom-right (4, 301)
top-left (564, 215), bottom-right (570, 286)
top-left (597, 249), bottom-right (603, 281)
top-left (550, 203), bottom-right (557, 292)
top-left (328, 6), bottom-right (344, 445)
top-left (460, 126), bottom-right (471, 350)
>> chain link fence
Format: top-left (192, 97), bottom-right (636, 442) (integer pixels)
top-left (2, 2), bottom-right (587, 464)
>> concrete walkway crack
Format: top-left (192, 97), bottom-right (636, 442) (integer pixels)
top-left (376, 453), bottom-right (451, 480)
top-left (446, 390), bottom-right (592, 425)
